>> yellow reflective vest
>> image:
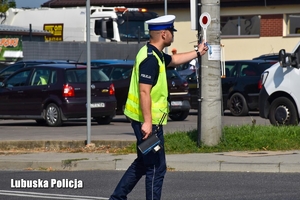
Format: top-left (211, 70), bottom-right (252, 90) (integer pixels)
top-left (124, 45), bottom-right (168, 125)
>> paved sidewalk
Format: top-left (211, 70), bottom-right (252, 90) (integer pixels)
top-left (0, 150), bottom-right (299, 173)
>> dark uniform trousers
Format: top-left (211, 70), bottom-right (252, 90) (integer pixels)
top-left (110, 120), bottom-right (167, 200)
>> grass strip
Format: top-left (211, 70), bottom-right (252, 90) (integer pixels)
top-left (116, 125), bottom-right (300, 154)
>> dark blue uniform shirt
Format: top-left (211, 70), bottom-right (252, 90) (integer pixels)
top-left (139, 43), bottom-right (172, 86)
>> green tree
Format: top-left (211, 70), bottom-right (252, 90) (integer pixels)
top-left (0, 0), bottom-right (16, 13)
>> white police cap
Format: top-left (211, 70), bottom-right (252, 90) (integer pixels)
top-left (146, 15), bottom-right (177, 31)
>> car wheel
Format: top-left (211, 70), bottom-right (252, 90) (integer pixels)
top-left (169, 111), bottom-right (189, 121)
top-left (269, 97), bottom-right (299, 126)
top-left (35, 119), bottom-right (47, 125)
top-left (95, 116), bottom-right (112, 125)
top-left (45, 103), bottom-right (62, 127)
top-left (229, 93), bottom-right (248, 116)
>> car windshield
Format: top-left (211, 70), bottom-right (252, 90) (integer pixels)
top-left (65, 69), bottom-right (110, 83)
top-left (0, 64), bottom-right (24, 78)
top-left (118, 20), bottom-right (150, 41)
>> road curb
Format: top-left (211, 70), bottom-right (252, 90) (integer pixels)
top-left (166, 161), bottom-right (300, 173)
top-left (0, 140), bottom-right (135, 150)
top-left (1, 159), bottom-right (300, 173)
top-left (1, 152), bottom-right (300, 172)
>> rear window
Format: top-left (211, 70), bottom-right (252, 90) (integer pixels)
top-left (65, 68), bottom-right (110, 83)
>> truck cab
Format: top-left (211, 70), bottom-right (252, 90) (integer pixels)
top-left (97, 7), bottom-right (158, 43)
top-left (259, 41), bottom-right (300, 125)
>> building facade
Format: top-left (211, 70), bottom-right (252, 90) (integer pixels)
top-left (42, 0), bottom-right (300, 60)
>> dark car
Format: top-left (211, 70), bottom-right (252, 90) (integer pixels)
top-left (0, 60), bottom-right (75, 82)
top-left (92, 60), bottom-right (191, 121)
top-left (186, 60), bottom-right (277, 116)
top-left (0, 63), bottom-right (117, 126)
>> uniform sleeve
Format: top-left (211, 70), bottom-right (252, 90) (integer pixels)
top-left (139, 55), bottom-right (159, 85)
top-left (163, 53), bottom-right (172, 67)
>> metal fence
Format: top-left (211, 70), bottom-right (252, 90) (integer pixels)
top-left (22, 41), bottom-right (146, 62)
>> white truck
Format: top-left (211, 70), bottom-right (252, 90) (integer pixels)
top-left (259, 41), bottom-right (300, 126)
top-left (0, 6), bottom-right (158, 42)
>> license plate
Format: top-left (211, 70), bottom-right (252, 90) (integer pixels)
top-left (90, 103), bottom-right (105, 108)
top-left (171, 101), bottom-right (182, 106)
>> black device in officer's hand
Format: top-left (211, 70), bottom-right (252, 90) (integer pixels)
top-left (138, 113), bottom-right (167, 155)
top-left (138, 133), bottom-right (161, 155)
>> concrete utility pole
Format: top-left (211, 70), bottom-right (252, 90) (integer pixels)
top-left (200, 0), bottom-right (222, 146)
top-left (86, 0), bottom-right (91, 145)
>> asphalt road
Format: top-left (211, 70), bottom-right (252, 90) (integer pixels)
top-left (0, 110), bottom-right (270, 141)
top-left (1, 170), bottom-right (300, 200)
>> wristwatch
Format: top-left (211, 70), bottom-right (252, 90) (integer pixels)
top-left (194, 46), bottom-right (201, 57)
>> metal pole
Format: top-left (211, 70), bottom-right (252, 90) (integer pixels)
top-left (164, 0), bottom-right (168, 54)
top-left (197, 0), bottom-right (202, 147)
top-left (29, 24), bottom-right (32, 41)
top-left (86, 0), bottom-right (91, 145)
top-left (200, 0), bottom-right (222, 146)
top-left (126, 10), bottom-right (129, 44)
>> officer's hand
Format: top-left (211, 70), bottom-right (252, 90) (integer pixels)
top-left (198, 41), bottom-right (209, 56)
top-left (141, 122), bottom-right (152, 140)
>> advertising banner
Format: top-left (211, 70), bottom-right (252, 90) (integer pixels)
top-left (0, 35), bottom-right (23, 62)
top-left (44, 24), bottom-right (63, 41)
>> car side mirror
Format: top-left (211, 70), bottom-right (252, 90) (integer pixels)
top-left (279, 45), bottom-right (300, 69)
top-left (279, 49), bottom-right (289, 67)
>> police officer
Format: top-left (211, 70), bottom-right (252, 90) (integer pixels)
top-left (109, 15), bottom-right (208, 200)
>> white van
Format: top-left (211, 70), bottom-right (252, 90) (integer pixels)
top-left (259, 41), bottom-right (300, 125)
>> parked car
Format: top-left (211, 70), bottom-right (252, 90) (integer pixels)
top-left (259, 42), bottom-right (300, 126)
top-left (186, 60), bottom-right (277, 116)
top-left (175, 58), bottom-right (198, 79)
top-left (0, 60), bottom-right (75, 82)
top-left (0, 63), bottom-right (117, 126)
top-left (92, 60), bottom-right (191, 121)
